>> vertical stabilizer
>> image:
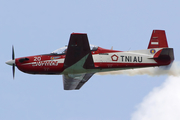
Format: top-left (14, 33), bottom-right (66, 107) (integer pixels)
top-left (148, 30), bottom-right (168, 49)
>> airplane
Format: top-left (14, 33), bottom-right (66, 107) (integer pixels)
top-left (6, 30), bottom-right (174, 90)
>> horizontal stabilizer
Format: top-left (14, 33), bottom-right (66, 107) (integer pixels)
top-left (155, 48), bottom-right (174, 60)
top-left (150, 48), bottom-right (174, 65)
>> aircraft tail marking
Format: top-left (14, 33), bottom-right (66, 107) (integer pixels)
top-left (148, 30), bottom-right (168, 49)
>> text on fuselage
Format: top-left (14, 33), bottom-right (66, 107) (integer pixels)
top-left (121, 56), bottom-right (142, 62)
top-left (111, 55), bottom-right (143, 63)
top-left (32, 61), bottom-right (58, 66)
top-left (33, 57), bottom-right (58, 66)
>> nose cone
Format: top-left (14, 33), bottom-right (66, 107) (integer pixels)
top-left (6, 60), bottom-right (15, 66)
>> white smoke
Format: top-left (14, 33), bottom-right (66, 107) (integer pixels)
top-left (97, 62), bottom-right (180, 76)
top-left (96, 62), bottom-right (180, 119)
top-left (131, 76), bottom-right (180, 120)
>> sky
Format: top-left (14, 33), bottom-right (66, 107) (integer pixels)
top-left (1, 0), bottom-right (180, 120)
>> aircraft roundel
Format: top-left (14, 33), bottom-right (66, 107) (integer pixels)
top-left (150, 49), bottom-right (156, 54)
top-left (111, 54), bottom-right (119, 61)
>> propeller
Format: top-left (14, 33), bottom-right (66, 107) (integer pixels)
top-left (5, 45), bottom-right (16, 79)
top-left (12, 45), bottom-right (15, 79)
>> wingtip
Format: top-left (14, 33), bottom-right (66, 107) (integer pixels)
top-left (71, 33), bottom-right (87, 35)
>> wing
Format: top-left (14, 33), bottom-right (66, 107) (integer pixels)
top-left (62, 33), bottom-right (95, 90)
top-left (63, 33), bottom-right (94, 71)
top-left (63, 73), bottom-right (94, 90)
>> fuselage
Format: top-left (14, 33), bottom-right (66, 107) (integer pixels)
top-left (15, 47), bottom-right (173, 75)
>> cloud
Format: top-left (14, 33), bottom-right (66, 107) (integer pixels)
top-left (131, 76), bottom-right (180, 120)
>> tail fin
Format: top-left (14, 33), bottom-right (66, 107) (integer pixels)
top-left (148, 30), bottom-right (174, 64)
top-left (148, 30), bottom-right (168, 49)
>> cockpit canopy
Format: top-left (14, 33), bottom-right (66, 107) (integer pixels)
top-left (51, 46), bottom-right (67, 54)
top-left (51, 44), bottom-right (98, 54)
top-left (90, 44), bottom-right (98, 51)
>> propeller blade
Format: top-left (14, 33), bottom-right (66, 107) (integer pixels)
top-left (12, 45), bottom-right (15, 79)
top-left (12, 45), bottom-right (15, 60)
top-left (13, 64), bottom-right (15, 79)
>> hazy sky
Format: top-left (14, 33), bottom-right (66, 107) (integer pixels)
top-left (1, 0), bottom-right (180, 120)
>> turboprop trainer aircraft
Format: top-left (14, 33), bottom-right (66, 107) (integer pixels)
top-left (6, 30), bottom-right (174, 90)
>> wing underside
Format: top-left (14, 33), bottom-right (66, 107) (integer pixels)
top-left (63, 73), bottom-right (94, 90)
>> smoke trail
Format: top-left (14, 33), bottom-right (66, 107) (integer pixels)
top-left (131, 76), bottom-right (180, 120)
top-left (96, 62), bottom-right (180, 76)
